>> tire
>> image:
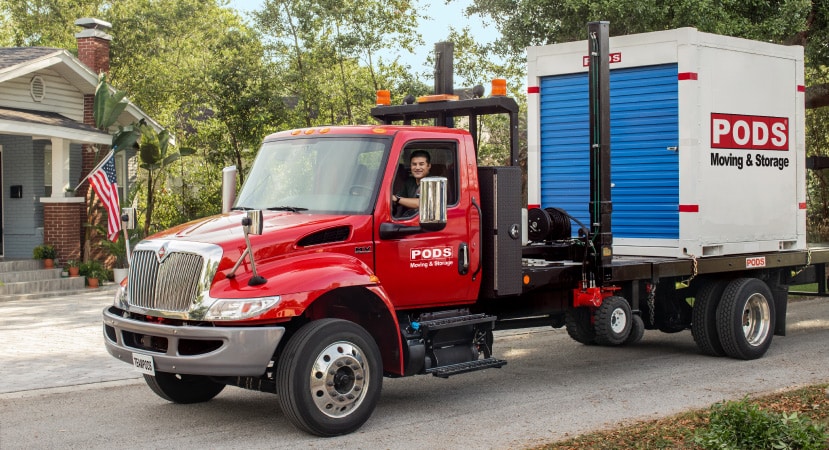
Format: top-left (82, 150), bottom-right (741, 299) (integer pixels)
top-left (691, 279), bottom-right (729, 356)
top-left (624, 314), bottom-right (645, 345)
top-left (144, 372), bottom-right (225, 404)
top-left (276, 319), bottom-right (382, 436)
top-left (565, 307), bottom-right (596, 345)
top-left (594, 296), bottom-right (633, 346)
top-left (716, 278), bottom-right (776, 360)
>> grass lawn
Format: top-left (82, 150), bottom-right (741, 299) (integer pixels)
top-left (537, 384), bottom-right (829, 449)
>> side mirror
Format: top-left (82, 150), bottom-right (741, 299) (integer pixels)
top-left (243, 210), bottom-right (264, 235)
top-left (120, 207), bottom-right (136, 230)
top-left (419, 176), bottom-right (447, 232)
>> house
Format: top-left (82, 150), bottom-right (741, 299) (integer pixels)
top-left (0, 18), bottom-right (161, 262)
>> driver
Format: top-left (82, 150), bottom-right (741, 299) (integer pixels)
top-left (392, 150), bottom-right (431, 216)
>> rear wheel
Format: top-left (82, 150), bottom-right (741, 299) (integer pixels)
top-left (276, 319), bottom-right (382, 436)
top-left (144, 372), bottom-right (225, 404)
top-left (716, 278), bottom-right (775, 360)
top-left (691, 279), bottom-right (729, 356)
top-left (624, 314), bottom-right (645, 345)
top-left (565, 307), bottom-right (596, 345)
top-left (594, 296), bottom-right (632, 346)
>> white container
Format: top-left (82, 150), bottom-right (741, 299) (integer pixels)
top-left (526, 28), bottom-right (806, 258)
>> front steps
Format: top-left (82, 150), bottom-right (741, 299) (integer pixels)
top-left (0, 260), bottom-right (90, 301)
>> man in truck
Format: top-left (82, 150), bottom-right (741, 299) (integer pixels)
top-left (393, 149), bottom-right (431, 216)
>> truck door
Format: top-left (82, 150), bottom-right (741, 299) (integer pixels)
top-left (374, 140), bottom-right (476, 309)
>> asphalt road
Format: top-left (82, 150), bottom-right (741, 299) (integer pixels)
top-left (1, 293), bottom-right (827, 449)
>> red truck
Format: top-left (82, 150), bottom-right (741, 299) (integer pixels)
top-left (103, 23), bottom-right (829, 436)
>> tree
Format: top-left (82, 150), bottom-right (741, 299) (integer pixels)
top-left (198, 28), bottom-right (287, 185)
top-left (0, 0), bottom-right (103, 48)
top-left (254, 0), bottom-right (427, 128)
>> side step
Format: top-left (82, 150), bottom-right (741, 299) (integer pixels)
top-left (427, 357), bottom-right (507, 378)
top-left (415, 313), bottom-right (495, 331)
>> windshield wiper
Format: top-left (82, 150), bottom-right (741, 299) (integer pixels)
top-left (231, 206), bottom-right (253, 211)
top-left (267, 206), bottom-right (308, 212)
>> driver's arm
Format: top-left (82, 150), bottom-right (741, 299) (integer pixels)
top-left (393, 194), bottom-right (418, 210)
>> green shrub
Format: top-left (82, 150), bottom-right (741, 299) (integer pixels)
top-left (79, 260), bottom-right (106, 279)
top-left (33, 244), bottom-right (57, 260)
top-left (695, 398), bottom-right (827, 450)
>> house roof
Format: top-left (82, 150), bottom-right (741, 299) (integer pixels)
top-left (0, 47), bottom-right (64, 70)
top-left (0, 47), bottom-right (164, 135)
top-left (0, 106), bottom-right (110, 144)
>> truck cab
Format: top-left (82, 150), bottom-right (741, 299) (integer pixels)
top-left (103, 109), bottom-right (516, 435)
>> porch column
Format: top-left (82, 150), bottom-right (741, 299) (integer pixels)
top-left (50, 137), bottom-right (71, 197)
top-left (41, 198), bottom-right (85, 262)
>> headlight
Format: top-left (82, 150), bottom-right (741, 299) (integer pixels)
top-left (204, 297), bottom-right (281, 320)
top-left (113, 284), bottom-right (128, 308)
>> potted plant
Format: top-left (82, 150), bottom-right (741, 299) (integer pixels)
top-left (97, 227), bottom-right (140, 284)
top-left (33, 244), bottom-right (57, 269)
top-left (80, 260), bottom-right (105, 288)
top-left (65, 260), bottom-right (81, 277)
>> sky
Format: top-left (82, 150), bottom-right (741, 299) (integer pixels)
top-left (227, 0), bottom-right (500, 85)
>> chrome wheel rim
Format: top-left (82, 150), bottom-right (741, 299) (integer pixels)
top-left (742, 293), bottom-right (771, 347)
top-left (309, 341), bottom-right (368, 418)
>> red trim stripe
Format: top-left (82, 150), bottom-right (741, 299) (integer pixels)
top-left (679, 204), bottom-right (699, 212)
top-left (678, 72), bottom-right (698, 81)
top-left (799, 202), bottom-right (807, 209)
top-left (797, 85), bottom-right (806, 92)
top-left (528, 86), bottom-right (540, 94)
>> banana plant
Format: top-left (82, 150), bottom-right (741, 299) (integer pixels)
top-left (137, 124), bottom-right (195, 233)
top-left (93, 73), bottom-right (141, 153)
top-left (85, 74), bottom-right (142, 262)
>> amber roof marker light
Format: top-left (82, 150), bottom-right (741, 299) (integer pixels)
top-left (491, 78), bottom-right (507, 97)
top-left (376, 90), bottom-right (391, 106)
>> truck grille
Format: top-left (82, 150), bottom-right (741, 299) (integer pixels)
top-left (128, 250), bottom-right (204, 312)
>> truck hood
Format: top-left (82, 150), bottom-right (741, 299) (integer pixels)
top-left (145, 211), bottom-right (362, 265)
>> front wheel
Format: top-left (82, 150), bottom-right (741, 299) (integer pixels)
top-left (276, 319), bottom-right (382, 436)
top-left (716, 278), bottom-right (775, 360)
top-left (144, 372), bottom-right (225, 404)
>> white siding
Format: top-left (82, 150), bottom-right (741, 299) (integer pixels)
top-left (0, 68), bottom-right (84, 122)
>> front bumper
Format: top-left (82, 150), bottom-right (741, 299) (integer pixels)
top-left (103, 306), bottom-right (285, 377)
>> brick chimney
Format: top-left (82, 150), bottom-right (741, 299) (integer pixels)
top-left (75, 18), bottom-right (112, 75)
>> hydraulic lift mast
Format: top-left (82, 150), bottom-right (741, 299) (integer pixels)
top-left (587, 21), bottom-right (613, 279)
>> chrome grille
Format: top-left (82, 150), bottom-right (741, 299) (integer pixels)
top-left (129, 250), bottom-right (204, 312)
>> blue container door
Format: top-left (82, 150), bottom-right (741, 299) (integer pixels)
top-left (539, 63), bottom-right (680, 239)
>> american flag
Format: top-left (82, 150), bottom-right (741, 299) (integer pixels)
top-left (89, 152), bottom-right (121, 241)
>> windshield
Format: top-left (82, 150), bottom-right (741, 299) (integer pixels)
top-left (235, 136), bottom-right (390, 214)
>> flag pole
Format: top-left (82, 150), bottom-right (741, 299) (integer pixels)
top-left (74, 149), bottom-right (115, 191)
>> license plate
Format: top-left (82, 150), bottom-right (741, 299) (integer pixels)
top-left (132, 352), bottom-right (155, 376)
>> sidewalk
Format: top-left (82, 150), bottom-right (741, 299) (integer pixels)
top-left (0, 287), bottom-right (142, 396)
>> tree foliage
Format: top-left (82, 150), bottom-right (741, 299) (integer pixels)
top-left (253, 0), bottom-right (426, 128)
top-left (0, 0), bottom-right (104, 48)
